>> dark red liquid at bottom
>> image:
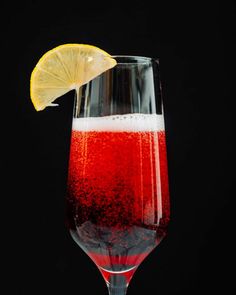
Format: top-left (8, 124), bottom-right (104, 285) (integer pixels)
top-left (66, 129), bottom-right (170, 286)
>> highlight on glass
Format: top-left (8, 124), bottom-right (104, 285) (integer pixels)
top-left (66, 56), bottom-right (170, 295)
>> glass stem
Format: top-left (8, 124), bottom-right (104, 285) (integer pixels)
top-left (107, 284), bottom-right (127, 295)
top-left (107, 275), bottom-right (128, 295)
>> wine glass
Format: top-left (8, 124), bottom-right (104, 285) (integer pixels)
top-left (66, 56), bottom-right (170, 295)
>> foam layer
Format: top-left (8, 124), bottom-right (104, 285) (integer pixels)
top-left (72, 113), bottom-right (165, 132)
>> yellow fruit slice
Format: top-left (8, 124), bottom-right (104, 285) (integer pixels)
top-left (30, 44), bottom-right (117, 111)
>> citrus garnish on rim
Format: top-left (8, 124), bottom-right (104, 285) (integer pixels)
top-left (30, 44), bottom-right (117, 111)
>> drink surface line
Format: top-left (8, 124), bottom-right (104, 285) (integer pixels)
top-left (72, 113), bottom-right (165, 132)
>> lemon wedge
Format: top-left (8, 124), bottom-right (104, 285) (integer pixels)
top-left (30, 44), bottom-right (117, 111)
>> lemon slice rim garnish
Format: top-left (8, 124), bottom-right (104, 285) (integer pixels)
top-left (30, 43), bottom-right (117, 111)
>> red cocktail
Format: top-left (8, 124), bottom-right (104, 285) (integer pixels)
top-left (66, 114), bottom-right (170, 285)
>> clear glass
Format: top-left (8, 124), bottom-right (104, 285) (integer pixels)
top-left (66, 56), bottom-right (170, 295)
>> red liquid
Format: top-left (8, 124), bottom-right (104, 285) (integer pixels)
top-left (66, 127), bottom-right (170, 284)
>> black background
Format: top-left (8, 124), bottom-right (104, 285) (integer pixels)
top-left (3, 0), bottom-right (235, 294)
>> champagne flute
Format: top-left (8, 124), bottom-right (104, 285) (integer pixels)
top-left (66, 56), bottom-right (170, 295)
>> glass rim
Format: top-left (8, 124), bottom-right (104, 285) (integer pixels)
top-left (111, 55), bottom-right (159, 65)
